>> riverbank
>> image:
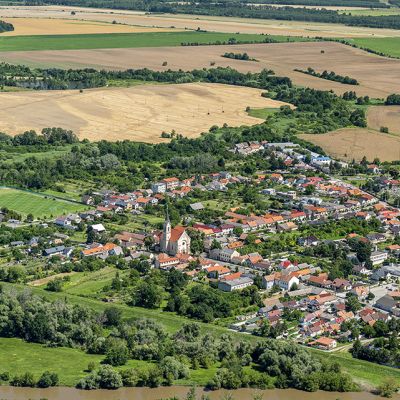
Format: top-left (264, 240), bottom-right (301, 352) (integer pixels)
top-left (0, 386), bottom-right (397, 400)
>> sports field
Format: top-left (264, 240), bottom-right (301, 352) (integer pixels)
top-left (0, 188), bottom-right (88, 218)
top-left (0, 83), bottom-right (291, 142)
top-left (0, 31), bottom-right (276, 52)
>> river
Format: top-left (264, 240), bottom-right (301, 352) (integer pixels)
top-left (0, 387), bottom-right (396, 400)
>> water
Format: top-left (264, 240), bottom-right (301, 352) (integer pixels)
top-left (0, 387), bottom-right (394, 400)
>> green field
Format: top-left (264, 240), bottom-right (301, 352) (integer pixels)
top-left (349, 37), bottom-right (400, 58)
top-left (2, 281), bottom-right (400, 390)
top-left (247, 107), bottom-right (280, 119)
top-left (0, 31), bottom-right (303, 52)
top-left (0, 188), bottom-right (88, 218)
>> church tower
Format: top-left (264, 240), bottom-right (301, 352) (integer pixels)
top-left (160, 204), bottom-right (171, 253)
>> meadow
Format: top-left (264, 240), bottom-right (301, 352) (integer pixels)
top-left (0, 31), bottom-right (282, 52)
top-left (0, 188), bottom-right (88, 218)
top-left (1, 281), bottom-right (400, 389)
top-left (349, 37), bottom-right (400, 58)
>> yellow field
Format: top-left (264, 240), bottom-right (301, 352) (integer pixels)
top-left (300, 128), bottom-right (400, 162)
top-left (1, 5), bottom-right (400, 38)
top-left (0, 82), bottom-right (290, 143)
top-left (367, 105), bottom-right (400, 135)
top-left (0, 17), bottom-right (178, 36)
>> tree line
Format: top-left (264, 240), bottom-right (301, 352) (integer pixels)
top-left (295, 67), bottom-right (359, 85)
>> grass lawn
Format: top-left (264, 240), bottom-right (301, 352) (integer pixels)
top-left (64, 267), bottom-right (119, 297)
top-left (247, 107), bottom-right (280, 119)
top-left (348, 37), bottom-right (400, 58)
top-left (0, 31), bottom-right (297, 52)
top-left (0, 188), bottom-right (89, 218)
top-left (0, 337), bottom-right (104, 386)
top-left (311, 348), bottom-right (400, 389)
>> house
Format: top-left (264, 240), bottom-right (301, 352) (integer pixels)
top-left (81, 243), bottom-right (120, 258)
top-left (276, 274), bottom-right (299, 291)
top-left (310, 337), bottom-right (337, 350)
top-left (151, 182), bottom-right (167, 194)
top-left (298, 235), bottom-right (319, 247)
top-left (277, 222), bottom-right (298, 232)
top-left (81, 195), bottom-right (94, 205)
top-left (54, 216), bottom-right (71, 228)
top-left (90, 223), bottom-right (106, 233)
top-left (43, 245), bottom-right (66, 257)
top-left (332, 278), bottom-right (352, 292)
top-left (375, 293), bottom-right (399, 314)
top-left (190, 202), bottom-right (204, 211)
top-left (206, 265), bottom-right (231, 279)
top-left (156, 253), bottom-right (180, 269)
top-left (162, 177), bottom-right (180, 190)
top-left (209, 248), bottom-right (240, 263)
top-left (370, 251), bottom-right (388, 266)
top-left (218, 276), bottom-right (254, 292)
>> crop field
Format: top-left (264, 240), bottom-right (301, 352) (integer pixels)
top-left (0, 17), bottom-right (180, 36)
top-left (349, 37), bottom-right (400, 58)
top-left (3, 41), bottom-right (399, 99)
top-left (367, 105), bottom-right (400, 135)
top-left (300, 128), bottom-right (400, 162)
top-left (0, 31), bottom-right (273, 52)
top-left (0, 188), bottom-right (88, 218)
top-left (2, 5), bottom-right (400, 38)
top-left (0, 82), bottom-right (291, 142)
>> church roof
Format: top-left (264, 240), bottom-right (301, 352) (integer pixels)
top-left (170, 226), bottom-right (187, 242)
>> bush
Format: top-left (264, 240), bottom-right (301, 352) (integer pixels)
top-left (37, 371), bottom-right (59, 388)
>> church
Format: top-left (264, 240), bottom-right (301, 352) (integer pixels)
top-left (159, 208), bottom-right (191, 256)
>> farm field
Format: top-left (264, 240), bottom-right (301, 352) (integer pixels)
top-left (349, 37), bottom-right (400, 58)
top-left (2, 5), bottom-right (400, 38)
top-left (0, 17), bottom-right (180, 36)
top-left (0, 188), bottom-right (88, 218)
top-left (2, 41), bottom-right (399, 98)
top-left (0, 83), bottom-right (291, 142)
top-left (367, 105), bottom-right (400, 135)
top-left (0, 31), bottom-right (273, 52)
top-left (300, 128), bottom-right (400, 162)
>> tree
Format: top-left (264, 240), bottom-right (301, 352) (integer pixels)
top-left (345, 294), bottom-right (361, 313)
top-left (103, 338), bottom-right (129, 366)
top-left (132, 281), bottom-right (163, 309)
top-left (97, 365), bottom-right (123, 389)
top-left (103, 307), bottom-right (122, 327)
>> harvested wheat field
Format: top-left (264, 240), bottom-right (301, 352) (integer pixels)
top-left (367, 106), bottom-right (400, 135)
top-left (0, 83), bottom-right (290, 143)
top-left (0, 17), bottom-right (178, 36)
top-left (1, 5), bottom-right (400, 38)
top-left (300, 128), bottom-right (400, 162)
top-left (3, 42), bottom-right (399, 98)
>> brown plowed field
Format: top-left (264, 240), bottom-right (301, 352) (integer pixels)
top-left (300, 128), bottom-right (400, 162)
top-left (0, 17), bottom-right (178, 36)
top-left (367, 106), bottom-right (400, 135)
top-left (1, 5), bottom-right (400, 38)
top-left (0, 82), bottom-right (290, 142)
top-left (2, 41), bottom-right (399, 98)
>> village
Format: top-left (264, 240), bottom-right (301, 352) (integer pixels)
top-left (1, 140), bottom-right (400, 353)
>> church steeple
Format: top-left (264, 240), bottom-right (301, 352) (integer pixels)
top-left (160, 203), bottom-right (171, 253)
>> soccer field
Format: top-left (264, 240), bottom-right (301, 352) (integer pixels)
top-left (0, 188), bottom-right (88, 218)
